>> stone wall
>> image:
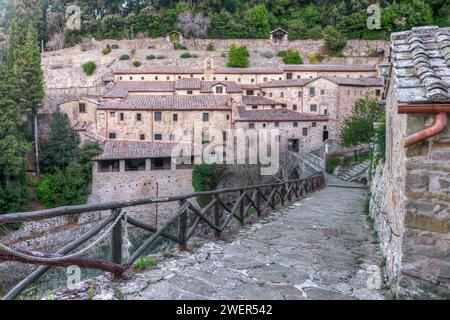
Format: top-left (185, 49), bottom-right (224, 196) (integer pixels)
top-left (91, 166), bottom-right (194, 227)
top-left (42, 37), bottom-right (386, 90)
top-left (369, 85), bottom-right (450, 299)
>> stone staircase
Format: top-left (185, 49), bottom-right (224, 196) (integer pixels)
top-left (336, 160), bottom-right (371, 184)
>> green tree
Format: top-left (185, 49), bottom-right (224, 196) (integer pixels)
top-left (247, 4), bottom-right (270, 39)
top-left (323, 26), bottom-right (347, 54)
top-left (0, 63), bottom-right (30, 213)
top-left (227, 44), bottom-right (249, 68)
top-left (12, 23), bottom-right (44, 176)
top-left (282, 50), bottom-right (303, 64)
top-left (40, 112), bottom-right (80, 173)
top-left (340, 96), bottom-right (384, 147)
top-left (6, 0), bottom-right (44, 65)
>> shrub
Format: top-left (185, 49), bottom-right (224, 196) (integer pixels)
top-left (134, 256), bottom-right (157, 270)
top-left (146, 55), bottom-right (156, 60)
top-left (323, 26), bottom-right (347, 53)
top-left (326, 157), bottom-right (342, 174)
top-left (132, 60), bottom-right (141, 67)
top-left (260, 50), bottom-right (274, 59)
top-left (282, 50), bottom-right (303, 64)
top-left (102, 45), bottom-right (111, 55)
top-left (37, 163), bottom-right (89, 208)
top-left (174, 42), bottom-right (187, 50)
top-left (308, 52), bottom-right (324, 64)
top-left (307, 26), bottom-right (323, 39)
top-left (180, 52), bottom-right (192, 58)
top-left (192, 164), bottom-right (225, 207)
top-left (227, 44), bottom-right (249, 68)
top-left (206, 43), bottom-right (215, 51)
top-left (110, 44), bottom-right (119, 49)
top-left (82, 61), bottom-right (96, 76)
top-left (277, 50), bottom-right (287, 57)
top-left (119, 54), bottom-right (130, 60)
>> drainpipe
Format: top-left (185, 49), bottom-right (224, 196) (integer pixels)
top-left (398, 105), bottom-right (450, 147)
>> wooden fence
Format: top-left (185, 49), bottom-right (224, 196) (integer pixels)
top-left (0, 173), bottom-right (325, 300)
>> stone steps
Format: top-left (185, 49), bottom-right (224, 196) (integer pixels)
top-left (337, 160), bottom-right (371, 183)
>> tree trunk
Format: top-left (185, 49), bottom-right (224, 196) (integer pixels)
top-left (34, 113), bottom-right (40, 177)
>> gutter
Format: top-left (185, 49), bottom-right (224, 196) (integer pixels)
top-left (398, 105), bottom-right (450, 148)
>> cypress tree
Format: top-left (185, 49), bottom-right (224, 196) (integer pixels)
top-left (12, 23), bottom-right (44, 175)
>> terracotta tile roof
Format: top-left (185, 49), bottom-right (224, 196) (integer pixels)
top-left (214, 67), bottom-right (282, 74)
top-left (103, 81), bottom-right (175, 98)
top-left (236, 107), bottom-right (328, 122)
top-left (242, 95), bottom-right (284, 106)
top-left (324, 77), bottom-right (384, 87)
top-left (94, 140), bottom-right (193, 160)
top-left (282, 64), bottom-right (377, 72)
top-left (174, 78), bottom-right (201, 90)
top-left (259, 79), bottom-right (316, 88)
top-left (240, 83), bottom-right (261, 90)
top-left (113, 66), bottom-right (204, 75)
top-left (200, 81), bottom-right (242, 93)
top-left (390, 26), bottom-right (450, 103)
top-left (99, 95), bottom-right (232, 110)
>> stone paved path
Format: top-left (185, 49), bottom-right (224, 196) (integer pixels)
top-left (59, 175), bottom-right (386, 300)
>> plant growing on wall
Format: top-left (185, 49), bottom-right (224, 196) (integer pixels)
top-left (227, 44), bottom-right (249, 68)
top-left (282, 50), bottom-right (303, 64)
top-left (82, 61), bottom-right (96, 75)
top-left (192, 164), bottom-right (225, 207)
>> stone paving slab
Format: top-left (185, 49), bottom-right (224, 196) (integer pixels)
top-left (55, 174), bottom-right (386, 300)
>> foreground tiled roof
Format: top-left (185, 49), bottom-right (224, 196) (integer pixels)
top-left (236, 107), bottom-right (328, 122)
top-left (324, 77), bottom-right (384, 87)
top-left (113, 66), bottom-right (204, 74)
top-left (94, 140), bottom-right (191, 160)
top-left (242, 95), bottom-right (284, 106)
top-left (282, 64), bottom-right (377, 72)
top-left (390, 26), bottom-right (450, 103)
top-left (103, 81), bottom-right (175, 98)
top-left (99, 95), bottom-right (232, 110)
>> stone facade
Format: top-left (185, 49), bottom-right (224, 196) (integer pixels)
top-left (369, 26), bottom-right (450, 299)
top-left (91, 163), bottom-right (194, 227)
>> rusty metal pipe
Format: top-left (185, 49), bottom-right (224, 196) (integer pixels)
top-left (398, 105), bottom-right (450, 114)
top-left (404, 112), bottom-right (448, 148)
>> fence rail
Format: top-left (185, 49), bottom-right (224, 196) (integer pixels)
top-left (0, 173), bottom-right (325, 300)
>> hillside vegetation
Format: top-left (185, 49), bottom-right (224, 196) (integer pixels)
top-left (0, 1), bottom-right (448, 50)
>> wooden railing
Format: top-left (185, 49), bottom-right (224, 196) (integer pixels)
top-left (0, 173), bottom-right (325, 300)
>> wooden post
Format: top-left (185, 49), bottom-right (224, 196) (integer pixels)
top-left (256, 188), bottom-right (261, 217)
top-left (239, 190), bottom-right (245, 225)
top-left (213, 195), bottom-right (221, 238)
top-left (178, 200), bottom-right (188, 251)
top-left (270, 185), bottom-right (276, 208)
top-left (111, 208), bottom-right (123, 279)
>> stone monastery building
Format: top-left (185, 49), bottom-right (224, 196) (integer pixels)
top-left (57, 59), bottom-right (383, 225)
top-left (60, 59), bottom-right (383, 157)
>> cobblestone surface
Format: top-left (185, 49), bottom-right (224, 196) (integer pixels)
top-left (56, 175), bottom-right (386, 300)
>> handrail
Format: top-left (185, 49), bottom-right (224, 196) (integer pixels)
top-left (0, 172), bottom-right (325, 300)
